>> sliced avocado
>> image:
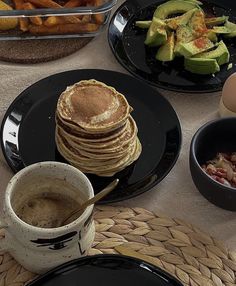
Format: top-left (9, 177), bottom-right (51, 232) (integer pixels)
top-left (224, 21), bottom-right (236, 38)
top-left (154, 0), bottom-right (199, 19)
top-left (188, 9), bottom-right (207, 37)
top-left (193, 40), bottom-right (230, 65)
top-left (135, 20), bottom-right (151, 29)
top-left (178, 37), bottom-right (214, 57)
top-left (212, 26), bottom-right (230, 34)
top-left (144, 18), bottom-right (167, 46)
top-left (184, 58), bottom-right (220, 74)
top-left (205, 16), bottom-right (228, 27)
top-left (156, 32), bottom-right (175, 61)
top-left (205, 30), bottom-right (218, 42)
top-left (175, 25), bottom-right (195, 55)
top-left (165, 8), bottom-right (197, 30)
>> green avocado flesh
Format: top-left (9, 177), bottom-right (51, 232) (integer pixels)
top-left (178, 37), bottom-right (214, 57)
top-left (224, 21), bottom-right (236, 38)
top-left (135, 21), bottom-right (151, 29)
top-left (154, 0), bottom-right (199, 19)
top-left (205, 16), bottom-right (228, 26)
top-left (135, 0), bottom-right (232, 75)
top-left (144, 18), bottom-right (167, 46)
top-left (188, 9), bottom-right (207, 38)
top-left (156, 32), bottom-right (175, 61)
top-left (212, 26), bottom-right (230, 34)
top-left (193, 40), bottom-right (230, 65)
top-left (165, 8), bottom-right (197, 30)
top-left (184, 58), bottom-right (220, 74)
top-left (175, 25), bottom-right (194, 55)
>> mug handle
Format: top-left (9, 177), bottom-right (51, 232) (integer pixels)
top-left (0, 218), bottom-right (9, 252)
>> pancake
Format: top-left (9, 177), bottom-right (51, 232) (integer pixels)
top-left (55, 79), bottom-right (142, 177)
top-left (57, 79), bottom-right (132, 133)
top-left (56, 116), bottom-right (137, 153)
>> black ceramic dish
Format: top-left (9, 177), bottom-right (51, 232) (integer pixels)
top-left (0, 69), bottom-right (181, 204)
top-left (27, 254), bottom-right (183, 286)
top-left (108, 0), bottom-right (236, 93)
top-left (190, 117), bottom-right (236, 211)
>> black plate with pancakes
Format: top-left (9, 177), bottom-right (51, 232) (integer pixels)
top-left (1, 69), bottom-right (181, 203)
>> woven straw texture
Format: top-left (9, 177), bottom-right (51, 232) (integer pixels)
top-left (0, 206), bottom-right (235, 286)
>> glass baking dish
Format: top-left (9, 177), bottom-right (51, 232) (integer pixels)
top-left (0, 0), bottom-right (116, 40)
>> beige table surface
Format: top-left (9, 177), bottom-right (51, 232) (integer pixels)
top-left (0, 1), bottom-right (235, 251)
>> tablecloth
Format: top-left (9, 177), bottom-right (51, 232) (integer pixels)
top-left (0, 0), bottom-right (235, 250)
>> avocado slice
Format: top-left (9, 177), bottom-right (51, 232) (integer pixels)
top-left (156, 32), bottom-right (175, 61)
top-left (175, 25), bottom-right (195, 55)
top-left (165, 8), bottom-right (197, 30)
top-left (144, 18), bottom-right (167, 46)
top-left (135, 21), bottom-right (151, 29)
top-left (178, 37), bottom-right (214, 57)
top-left (224, 21), bottom-right (236, 38)
top-left (154, 0), bottom-right (199, 19)
top-left (184, 58), bottom-right (220, 74)
top-left (205, 16), bottom-right (228, 27)
top-left (212, 26), bottom-right (231, 34)
top-left (193, 40), bottom-right (230, 65)
top-left (205, 30), bottom-right (218, 42)
top-left (188, 9), bottom-right (207, 37)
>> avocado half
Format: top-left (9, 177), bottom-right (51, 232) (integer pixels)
top-left (154, 0), bottom-right (199, 19)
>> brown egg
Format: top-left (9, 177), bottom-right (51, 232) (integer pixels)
top-left (221, 73), bottom-right (236, 113)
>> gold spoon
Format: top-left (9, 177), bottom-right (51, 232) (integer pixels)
top-left (62, 179), bottom-right (119, 225)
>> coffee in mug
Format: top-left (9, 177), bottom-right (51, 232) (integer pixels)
top-left (0, 162), bottom-right (95, 274)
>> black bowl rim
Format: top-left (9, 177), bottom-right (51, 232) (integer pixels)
top-left (190, 117), bottom-right (236, 193)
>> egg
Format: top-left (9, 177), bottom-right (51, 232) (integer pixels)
top-left (219, 73), bottom-right (236, 117)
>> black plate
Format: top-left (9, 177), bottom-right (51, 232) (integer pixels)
top-left (108, 0), bottom-right (236, 93)
top-left (0, 69), bottom-right (181, 203)
top-left (27, 254), bottom-right (183, 286)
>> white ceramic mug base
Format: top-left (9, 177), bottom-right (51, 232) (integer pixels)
top-left (3, 222), bottom-right (95, 274)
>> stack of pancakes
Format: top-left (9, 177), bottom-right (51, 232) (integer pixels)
top-left (55, 79), bottom-right (142, 177)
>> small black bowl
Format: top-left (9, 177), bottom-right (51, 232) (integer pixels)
top-left (190, 117), bottom-right (236, 211)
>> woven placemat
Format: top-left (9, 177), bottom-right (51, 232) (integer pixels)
top-left (0, 206), bottom-right (235, 286)
top-left (0, 38), bottom-right (92, 64)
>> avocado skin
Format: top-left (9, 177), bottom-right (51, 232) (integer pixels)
top-left (156, 32), bottom-right (175, 61)
top-left (193, 40), bottom-right (230, 66)
top-left (154, 0), bottom-right (199, 19)
top-left (179, 37), bottom-right (214, 58)
top-left (184, 58), bottom-right (220, 74)
top-left (144, 18), bottom-right (167, 46)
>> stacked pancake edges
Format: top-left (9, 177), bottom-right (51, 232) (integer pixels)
top-left (55, 79), bottom-right (142, 177)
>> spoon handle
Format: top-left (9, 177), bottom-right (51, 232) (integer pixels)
top-left (63, 179), bottom-right (119, 224)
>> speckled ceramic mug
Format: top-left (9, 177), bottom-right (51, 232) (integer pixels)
top-left (0, 162), bottom-right (95, 274)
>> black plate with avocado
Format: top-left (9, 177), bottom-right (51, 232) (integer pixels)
top-left (108, 0), bottom-right (236, 93)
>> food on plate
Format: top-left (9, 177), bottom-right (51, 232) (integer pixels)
top-left (201, 153), bottom-right (236, 188)
top-left (0, 0), bottom-right (18, 30)
top-left (55, 79), bottom-right (142, 177)
top-left (135, 0), bottom-right (236, 74)
top-left (0, 0), bottom-right (104, 35)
